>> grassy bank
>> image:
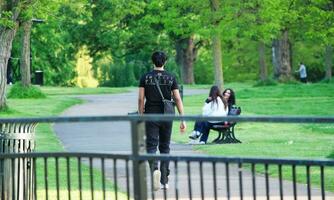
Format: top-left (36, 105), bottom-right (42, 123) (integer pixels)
top-left (172, 82), bottom-right (334, 191)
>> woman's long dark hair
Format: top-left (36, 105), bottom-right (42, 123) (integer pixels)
top-left (222, 88), bottom-right (236, 107)
top-left (209, 86), bottom-right (226, 109)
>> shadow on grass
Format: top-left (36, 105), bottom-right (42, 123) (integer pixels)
top-left (326, 151), bottom-right (334, 159)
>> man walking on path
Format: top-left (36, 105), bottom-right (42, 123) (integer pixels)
top-left (138, 51), bottom-right (186, 191)
top-left (296, 62), bottom-right (307, 83)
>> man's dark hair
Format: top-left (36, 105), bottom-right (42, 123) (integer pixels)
top-left (151, 51), bottom-right (167, 68)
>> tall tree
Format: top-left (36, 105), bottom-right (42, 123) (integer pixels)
top-left (174, 35), bottom-right (202, 84)
top-left (303, 0), bottom-right (334, 80)
top-left (146, 0), bottom-right (206, 84)
top-left (0, 0), bottom-right (23, 109)
top-left (210, 0), bottom-right (224, 89)
top-left (236, 0), bottom-right (281, 81)
top-left (19, 19), bottom-right (32, 86)
top-left (274, 0), bottom-right (300, 81)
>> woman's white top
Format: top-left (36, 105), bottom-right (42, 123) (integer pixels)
top-left (202, 97), bottom-right (228, 123)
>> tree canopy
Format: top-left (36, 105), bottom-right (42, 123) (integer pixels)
top-left (0, 0), bottom-right (333, 109)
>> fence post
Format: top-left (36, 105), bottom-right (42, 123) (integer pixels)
top-left (0, 122), bottom-right (37, 200)
top-left (131, 120), bottom-right (147, 200)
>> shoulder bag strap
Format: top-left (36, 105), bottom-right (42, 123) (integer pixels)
top-left (153, 75), bottom-right (165, 101)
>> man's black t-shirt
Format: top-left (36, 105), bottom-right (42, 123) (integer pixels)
top-left (139, 70), bottom-right (179, 113)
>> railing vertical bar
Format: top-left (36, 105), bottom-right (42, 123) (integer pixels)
top-left (89, 157), bottom-right (94, 200)
top-left (251, 163), bottom-right (256, 200)
top-left (199, 161), bottom-right (204, 200)
top-left (265, 164), bottom-right (269, 200)
top-left (33, 157), bottom-right (37, 200)
top-left (1, 157), bottom-right (5, 200)
top-left (225, 162), bottom-right (230, 200)
top-left (278, 164), bottom-right (283, 200)
top-left (113, 159), bottom-right (118, 200)
top-left (239, 162), bottom-right (243, 200)
top-left (101, 158), bottom-right (106, 200)
top-left (43, 157), bottom-right (48, 200)
top-left (213, 162), bottom-right (217, 200)
top-left (149, 167), bottom-right (155, 200)
top-left (17, 144), bottom-right (21, 200)
top-left (174, 160), bottom-right (179, 200)
top-left (28, 157), bottom-right (32, 200)
top-left (187, 161), bottom-right (192, 200)
top-left (320, 166), bottom-right (325, 200)
top-left (125, 159), bottom-right (130, 200)
top-left (306, 165), bottom-right (311, 200)
top-left (67, 157), bottom-right (71, 200)
top-left (55, 157), bottom-right (60, 200)
top-left (78, 157), bottom-right (83, 200)
top-left (11, 158), bottom-right (15, 200)
top-left (163, 162), bottom-right (167, 200)
top-left (292, 165), bottom-right (297, 200)
top-left (22, 155), bottom-right (26, 200)
top-left (163, 171), bottom-right (167, 200)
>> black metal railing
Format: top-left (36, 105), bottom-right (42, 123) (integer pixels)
top-left (0, 152), bottom-right (333, 200)
top-left (0, 115), bottom-right (333, 200)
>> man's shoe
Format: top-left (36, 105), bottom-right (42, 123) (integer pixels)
top-left (153, 170), bottom-right (161, 191)
top-left (160, 183), bottom-right (169, 190)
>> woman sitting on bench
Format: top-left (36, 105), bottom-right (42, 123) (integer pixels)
top-left (189, 88), bottom-right (236, 144)
top-left (188, 86), bottom-right (229, 144)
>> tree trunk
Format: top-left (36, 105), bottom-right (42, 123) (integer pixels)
top-left (278, 29), bottom-right (293, 81)
top-left (0, 1), bottom-right (21, 110)
top-left (212, 35), bottom-right (224, 89)
top-left (20, 20), bottom-right (32, 87)
top-left (271, 39), bottom-right (281, 79)
top-left (210, 0), bottom-right (224, 90)
top-left (0, 25), bottom-right (18, 109)
top-left (259, 41), bottom-right (268, 81)
top-left (325, 45), bottom-right (333, 80)
top-left (175, 36), bottom-right (196, 84)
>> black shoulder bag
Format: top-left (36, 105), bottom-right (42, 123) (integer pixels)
top-left (154, 76), bottom-right (176, 114)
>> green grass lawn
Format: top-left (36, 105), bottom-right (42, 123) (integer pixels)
top-left (172, 82), bottom-right (334, 191)
top-left (0, 86), bottom-right (129, 200)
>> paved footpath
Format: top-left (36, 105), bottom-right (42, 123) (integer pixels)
top-left (53, 89), bottom-right (332, 200)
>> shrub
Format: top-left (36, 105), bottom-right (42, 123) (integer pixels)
top-left (320, 77), bottom-right (334, 84)
top-left (8, 83), bottom-right (46, 99)
top-left (253, 78), bottom-right (277, 87)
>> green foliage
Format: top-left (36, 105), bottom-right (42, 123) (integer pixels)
top-left (194, 50), bottom-right (214, 84)
top-left (8, 83), bottom-right (46, 99)
top-left (0, 11), bottom-right (15, 28)
top-left (254, 78), bottom-right (278, 87)
top-left (106, 63), bottom-right (137, 87)
top-left (7, 0), bottom-right (334, 87)
top-left (320, 77), bottom-right (334, 83)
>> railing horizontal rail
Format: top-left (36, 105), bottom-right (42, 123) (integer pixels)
top-left (0, 114), bottom-right (334, 123)
top-left (0, 152), bottom-right (131, 160)
top-left (139, 154), bottom-right (334, 166)
top-left (0, 152), bottom-right (333, 166)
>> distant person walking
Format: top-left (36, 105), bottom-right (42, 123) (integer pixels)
top-left (138, 51), bottom-right (186, 191)
top-left (296, 62), bottom-right (307, 83)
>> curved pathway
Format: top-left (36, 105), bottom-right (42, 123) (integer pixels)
top-left (53, 89), bottom-right (331, 200)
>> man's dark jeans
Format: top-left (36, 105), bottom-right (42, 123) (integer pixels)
top-left (146, 121), bottom-right (172, 184)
